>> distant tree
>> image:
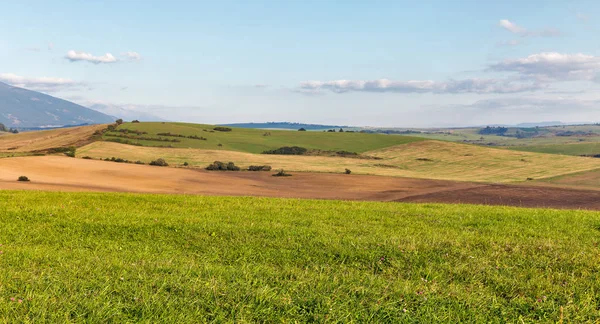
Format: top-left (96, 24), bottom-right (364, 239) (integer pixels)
top-left (298, 128), bottom-right (306, 131)
top-left (0, 123), bottom-right (6, 132)
top-left (345, 168), bottom-right (352, 174)
top-left (149, 158), bottom-right (169, 166)
top-left (132, 120), bottom-right (140, 123)
top-left (9, 128), bottom-right (19, 134)
top-left (115, 119), bottom-right (124, 125)
top-left (339, 128), bottom-right (344, 133)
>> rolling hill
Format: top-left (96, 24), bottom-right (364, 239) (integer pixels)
top-left (0, 81), bottom-right (114, 128)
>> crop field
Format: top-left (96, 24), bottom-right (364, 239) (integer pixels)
top-left (416, 125), bottom-right (600, 148)
top-left (104, 122), bottom-right (424, 153)
top-left (0, 125), bottom-right (106, 153)
top-left (509, 142), bottom-right (600, 156)
top-left (0, 191), bottom-right (599, 322)
top-left (78, 140), bottom-right (600, 183)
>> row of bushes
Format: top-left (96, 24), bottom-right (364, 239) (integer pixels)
top-left (156, 132), bottom-right (207, 140)
top-left (46, 146), bottom-right (76, 157)
top-left (213, 127), bottom-right (232, 132)
top-left (105, 133), bottom-right (181, 143)
top-left (99, 157), bottom-right (145, 165)
top-left (206, 161), bottom-right (240, 171)
top-left (262, 146), bottom-right (307, 155)
top-left (117, 129), bottom-right (148, 135)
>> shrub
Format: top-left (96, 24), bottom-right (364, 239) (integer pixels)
top-left (134, 161), bottom-right (145, 165)
top-left (132, 120), bottom-right (140, 123)
top-left (149, 158), bottom-right (169, 166)
top-left (115, 119), bottom-right (124, 125)
top-left (262, 146), bottom-right (307, 155)
top-left (205, 161), bottom-right (240, 171)
top-left (298, 128), bottom-right (306, 131)
top-left (183, 162), bottom-right (189, 166)
top-left (213, 127), bottom-right (232, 132)
top-left (345, 168), bottom-right (352, 174)
top-left (273, 169), bottom-right (291, 177)
top-left (17, 176), bottom-right (30, 182)
top-left (248, 165), bottom-right (272, 171)
top-left (82, 156), bottom-right (93, 160)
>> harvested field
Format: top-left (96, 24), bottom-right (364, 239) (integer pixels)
top-left (0, 124), bottom-right (106, 152)
top-left (2, 155), bottom-right (600, 210)
top-left (78, 140), bottom-right (600, 183)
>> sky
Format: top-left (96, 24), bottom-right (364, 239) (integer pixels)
top-left (1, 0), bottom-right (600, 127)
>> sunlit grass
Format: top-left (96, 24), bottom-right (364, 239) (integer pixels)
top-left (1, 191), bottom-right (599, 322)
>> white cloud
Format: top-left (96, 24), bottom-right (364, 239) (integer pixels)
top-left (65, 50), bottom-right (118, 64)
top-left (48, 42), bottom-right (54, 51)
top-left (498, 19), bottom-right (560, 37)
top-left (298, 78), bottom-right (541, 94)
top-left (0, 73), bottom-right (85, 92)
top-left (122, 51), bottom-right (141, 61)
top-left (489, 52), bottom-right (600, 82)
top-left (499, 20), bottom-right (526, 34)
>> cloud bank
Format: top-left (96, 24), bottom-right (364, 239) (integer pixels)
top-left (299, 78), bottom-right (541, 94)
top-left (65, 50), bottom-right (118, 64)
top-left (0, 73), bottom-right (85, 92)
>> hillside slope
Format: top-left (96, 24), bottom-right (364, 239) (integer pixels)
top-left (105, 122), bottom-right (424, 153)
top-left (78, 140), bottom-right (600, 182)
top-left (0, 82), bottom-right (114, 127)
top-left (0, 124), bottom-right (106, 152)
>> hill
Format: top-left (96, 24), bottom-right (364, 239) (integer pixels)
top-left (102, 122), bottom-right (423, 153)
top-left (78, 139), bottom-right (600, 183)
top-left (0, 124), bottom-right (106, 153)
top-left (220, 121), bottom-right (345, 130)
top-left (1, 191), bottom-right (599, 322)
top-left (0, 81), bottom-right (114, 128)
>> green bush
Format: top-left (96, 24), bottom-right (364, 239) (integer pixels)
top-left (345, 168), bottom-right (352, 174)
top-left (17, 176), bottom-right (30, 182)
top-left (183, 162), bottom-right (189, 166)
top-left (262, 146), bottom-right (307, 155)
top-left (149, 158), bottom-right (169, 167)
top-left (213, 127), bottom-right (232, 132)
top-left (206, 161), bottom-right (240, 171)
top-left (272, 169), bottom-right (291, 177)
top-left (248, 165), bottom-right (272, 171)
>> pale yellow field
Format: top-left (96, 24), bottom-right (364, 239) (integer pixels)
top-left (78, 140), bottom-right (600, 183)
top-left (0, 124), bottom-right (106, 152)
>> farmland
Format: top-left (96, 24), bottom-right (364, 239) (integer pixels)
top-left (78, 139), bottom-right (600, 183)
top-left (103, 122), bottom-right (424, 153)
top-left (1, 191), bottom-right (600, 322)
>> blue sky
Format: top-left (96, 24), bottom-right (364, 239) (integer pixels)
top-left (2, 0), bottom-right (600, 127)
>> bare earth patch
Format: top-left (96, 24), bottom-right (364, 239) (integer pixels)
top-left (2, 156), bottom-right (600, 210)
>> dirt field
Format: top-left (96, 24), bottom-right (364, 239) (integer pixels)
top-left (0, 124), bottom-right (106, 152)
top-left (2, 156), bottom-right (600, 210)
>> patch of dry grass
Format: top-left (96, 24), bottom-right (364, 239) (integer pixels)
top-left (78, 140), bottom-right (600, 183)
top-left (0, 125), bottom-right (106, 152)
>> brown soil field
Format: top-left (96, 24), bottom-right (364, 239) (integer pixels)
top-left (0, 124), bottom-right (106, 152)
top-left (2, 156), bottom-right (600, 210)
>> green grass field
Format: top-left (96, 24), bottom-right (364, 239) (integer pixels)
top-left (416, 125), bottom-right (600, 149)
top-left (105, 122), bottom-right (424, 154)
top-left (509, 142), bottom-right (600, 156)
top-left (1, 191), bottom-right (599, 322)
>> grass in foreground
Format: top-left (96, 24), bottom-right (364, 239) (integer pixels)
top-left (1, 191), bottom-right (600, 322)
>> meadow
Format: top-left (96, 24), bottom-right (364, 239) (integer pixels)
top-left (105, 122), bottom-right (424, 153)
top-left (78, 140), bottom-right (600, 183)
top-left (0, 191), bottom-right (599, 322)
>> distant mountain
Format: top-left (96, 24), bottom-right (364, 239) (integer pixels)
top-left (0, 82), bottom-right (115, 128)
top-left (87, 103), bottom-right (167, 122)
top-left (221, 122), bottom-right (347, 130)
